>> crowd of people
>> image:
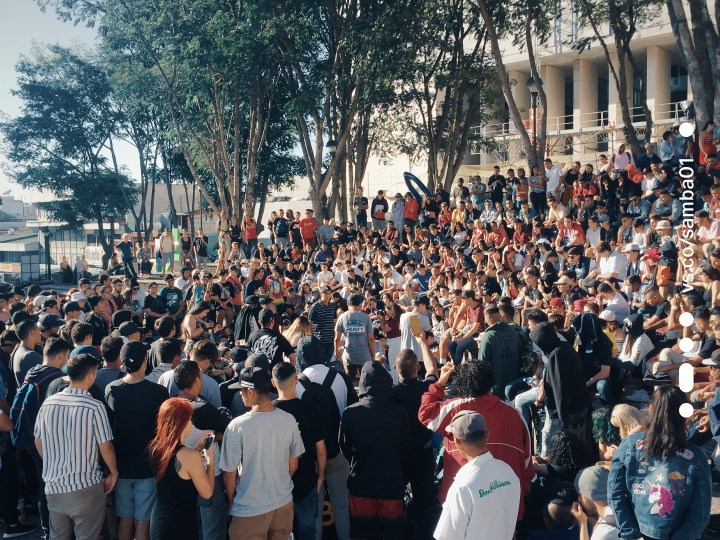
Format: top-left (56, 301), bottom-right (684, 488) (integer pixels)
top-left (1, 123), bottom-right (720, 540)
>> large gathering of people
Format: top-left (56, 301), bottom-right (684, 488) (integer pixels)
top-left (2, 124), bottom-right (720, 540)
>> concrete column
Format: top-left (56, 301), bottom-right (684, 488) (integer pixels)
top-left (508, 70), bottom-right (530, 133)
top-left (607, 49), bottom-right (634, 126)
top-left (541, 65), bottom-right (566, 134)
top-left (573, 59), bottom-right (599, 156)
top-left (646, 45), bottom-right (671, 121)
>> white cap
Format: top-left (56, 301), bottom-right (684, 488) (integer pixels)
top-left (70, 292), bottom-right (86, 302)
top-left (32, 295), bottom-right (50, 308)
top-left (622, 243), bottom-right (641, 253)
top-left (599, 310), bottom-right (616, 322)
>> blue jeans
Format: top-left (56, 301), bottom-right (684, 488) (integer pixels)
top-left (245, 239), bottom-right (258, 259)
top-left (294, 489), bottom-right (319, 540)
top-left (541, 413), bottom-right (561, 457)
top-left (448, 335), bottom-right (478, 366)
top-left (198, 474), bottom-right (226, 540)
top-left (514, 386), bottom-right (539, 426)
top-left (505, 377), bottom-right (531, 403)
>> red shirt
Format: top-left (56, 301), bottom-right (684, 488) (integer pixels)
top-left (404, 198), bottom-right (419, 221)
top-left (243, 219), bottom-right (258, 240)
top-left (299, 217), bottom-right (317, 239)
top-left (558, 223), bottom-right (586, 245)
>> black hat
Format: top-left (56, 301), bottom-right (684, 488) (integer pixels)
top-left (245, 295), bottom-right (259, 305)
top-left (258, 295), bottom-right (273, 305)
top-left (233, 366), bottom-right (271, 392)
top-left (12, 311), bottom-right (36, 326)
top-left (120, 341), bottom-right (147, 373)
top-left (38, 313), bottom-right (65, 330)
top-left (229, 346), bottom-right (250, 365)
top-left (244, 352), bottom-right (271, 371)
top-left (118, 321), bottom-right (140, 337)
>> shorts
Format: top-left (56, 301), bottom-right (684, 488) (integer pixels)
top-left (349, 495), bottom-right (404, 540)
top-left (114, 477), bottom-right (157, 520)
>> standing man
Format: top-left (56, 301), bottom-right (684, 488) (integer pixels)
top-left (159, 274), bottom-right (185, 332)
top-left (370, 190), bottom-right (388, 231)
top-left (299, 209), bottom-right (318, 250)
top-left (399, 295), bottom-right (432, 360)
top-left (33, 353), bottom-right (118, 540)
top-left (308, 286), bottom-right (337, 364)
top-left (220, 366), bottom-right (304, 540)
top-left (339, 362), bottom-right (410, 539)
top-left (271, 362), bottom-right (327, 540)
top-left (159, 228), bottom-right (175, 274)
top-left (12, 319), bottom-right (43, 386)
top-left (115, 233), bottom-right (138, 279)
top-left (543, 158), bottom-right (564, 202)
top-left (194, 228), bottom-right (209, 270)
top-left (334, 294), bottom-right (375, 380)
top-left (246, 309), bottom-right (297, 367)
top-left (105, 342), bottom-right (169, 540)
top-left (353, 186), bottom-right (369, 229)
top-left (433, 411), bottom-right (520, 540)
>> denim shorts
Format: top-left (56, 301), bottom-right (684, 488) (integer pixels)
top-left (114, 477), bottom-right (157, 520)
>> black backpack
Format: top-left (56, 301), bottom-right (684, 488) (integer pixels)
top-left (298, 369), bottom-right (341, 459)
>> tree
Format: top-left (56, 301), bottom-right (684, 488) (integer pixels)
top-left (575, 0), bottom-right (664, 157)
top-left (666, 0), bottom-right (720, 126)
top-left (1, 45), bottom-right (137, 267)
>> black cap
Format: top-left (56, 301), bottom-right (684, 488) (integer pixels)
top-left (245, 295), bottom-right (259, 305)
top-left (38, 313), bottom-right (65, 330)
top-left (229, 346), bottom-right (250, 365)
top-left (120, 341), bottom-right (147, 373)
top-left (244, 352), bottom-right (270, 371)
top-left (12, 311), bottom-right (36, 326)
top-left (258, 295), bottom-right (272, 305)
top-left (118, 321), bottom-right (140, 337)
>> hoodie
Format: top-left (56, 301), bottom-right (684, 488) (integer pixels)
top-left (531, 323), bottom-right (588, 426)
top-left (339, 362), bottom-right (411, 499)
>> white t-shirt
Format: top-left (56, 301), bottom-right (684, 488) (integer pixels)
top-left (544, 165), bottom-right (563, 193)
top-left (399, 309), bottom-right (431, 358)
top-left (434, 452), bottom-right (520, 540)
top-left (591, 506), bottom-right (621, 540)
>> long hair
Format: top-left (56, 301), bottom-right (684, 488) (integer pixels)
top-left (643, 386), bottom-right (688, 459)
top-left (610, 403), bottom-right (646, 439)
top-left (148, 398), bottom-right (193, 480)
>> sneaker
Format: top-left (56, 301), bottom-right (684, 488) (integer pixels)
top-left (626, 389), bottom-right (651, 403)
top-left (643, 372), bottom-right (671, 386)
top-left (3, 522), bottom-right (38, 538)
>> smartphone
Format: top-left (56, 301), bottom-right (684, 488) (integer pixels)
top-left (409, 314), bottom-right (423, 336)
top-left (203, 434), bottom-right (215, 450)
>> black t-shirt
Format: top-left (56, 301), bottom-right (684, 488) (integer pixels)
top-left (116, 241), bottom-right (134, 260)
top-left (273, 398), bottom-right (322, 500)
top-left (353, 196), bottom-right (369, 217)
top-left (389, 376), bottom-right (437, 450)
top-left (105, 379), bottom-right (169, 478)
top-left (246, 329), bottom-right (295, 367)
top-left (195, 236), bottom-right (209, 257)
top-left (143, 294), bottom-right (167, 329)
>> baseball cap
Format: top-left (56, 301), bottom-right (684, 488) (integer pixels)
top-left (238, 366), bottom-right (271, 391)
top-left (33, 295), bottom-right (50, 308)
top-left (244, 352), bottom-right (271, 371)
top-left (42, 298), bottom-right (58, 309)
top-left (574, 465), bottom-right (610, 503)
top-left (69, 345), bottom-right (101, 362)
top-left (258, 308), bottom-right (275, 325)
top-left (599, 310), bottom-right (616, 322)
top-left (548, 298), bottom-right (564, 308)
top-left (120, 341), bottom-right (147, 373)
top-left (446, 410), bottom-right (487, 442)
top-left (258, 295), bottom-right (273, 305)
top-left (598, 215), bottom-right (610, 223)
top-left (12, 311), bottom-right (36, 326)
top-left (38, 313), bottom-right (65, 330)
top-left (70, 292), bottom-right (87, 302)
top-left (622, 243), bottom-right (641, 253)
top-left (118, 321), bottom-right (140, 337)
top-left (241, 259), bottom-right (250, 264)
top-left (229, 346), bottom-right (250, 365)
top-left (229, 264), bottom-right (239, 272)
top-left (656, 220), bottom-right (672, 230)
top-left (318, 284), bottom-right (330, 293)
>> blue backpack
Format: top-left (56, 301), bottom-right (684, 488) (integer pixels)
top-left (10, 369), bottom-right (59, 449)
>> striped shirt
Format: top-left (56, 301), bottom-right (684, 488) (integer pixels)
top-left (34, 388), bottom-right (113, 494)
top-left (308, 300), bottom-right (337, 344)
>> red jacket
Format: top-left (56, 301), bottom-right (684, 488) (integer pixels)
top-left (418, 384), bottom-right (534, 518)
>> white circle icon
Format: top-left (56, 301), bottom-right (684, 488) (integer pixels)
top-left (679, 312), bottom-right (694, 328)
top-left (679, 403), bottom-right (694, 419)
top-left (679, 122), bottom-right (695, 138)
top-left (679, 337), bottom-right (695, 353)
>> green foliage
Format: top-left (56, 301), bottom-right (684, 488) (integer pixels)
top-left (1, 45), bottom-right (137, 232)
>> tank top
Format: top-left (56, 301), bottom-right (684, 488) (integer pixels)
top-left (150, 453), bottom-right (199, 540)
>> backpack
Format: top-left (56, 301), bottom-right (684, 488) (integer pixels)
top-left (10, 369), bottom-right (59, 449)
top-left (298, 368), bottom-right (342, 459)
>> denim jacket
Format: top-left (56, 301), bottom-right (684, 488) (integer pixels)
top-left (608, 432), bottom-right (711, 540)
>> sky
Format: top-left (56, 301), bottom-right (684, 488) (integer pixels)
top-left (0, 2), bottom-right (99, 200)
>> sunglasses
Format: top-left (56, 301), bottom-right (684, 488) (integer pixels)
top-left (132, 287), bottom-right (140, 292)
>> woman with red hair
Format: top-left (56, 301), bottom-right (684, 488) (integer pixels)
top-left (148, 398), bottom-right (214, 540)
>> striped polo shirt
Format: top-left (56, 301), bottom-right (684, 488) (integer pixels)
top-left (34, 388), bottom-right (114, 494)
top-left (308, 300), bottom-right (337, 344)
